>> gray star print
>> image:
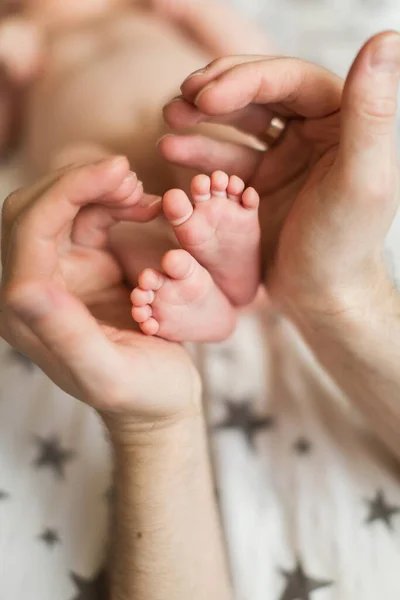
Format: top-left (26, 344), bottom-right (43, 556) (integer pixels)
top-left (365, 490), bottom-right (400, 530)
top-left (33, 435), bottom-right (75, 478)
top-left (70, 570), bottom-right (108, 600)
top-left (39, 528), bottom-right (60, 548)
top-left (217, 400), bottom-right (274, 447)
top-left (279, 561), bottom-right (333, 600)
top-left (293, 438), bottom-right (312, 455)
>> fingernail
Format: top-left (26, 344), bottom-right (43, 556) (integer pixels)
top-left (183, 67), bottom-right (208, 83)
top-left (194, 81), bottom-right (215, 106)
top-left (166, 96), bottom-right (185, 106)
top-left (148, 196), bottom-right (162, 208)
top-left (156, 134), bottom-right (174, 146)
top-left (370, 34), bottom-right (400, 73)
top-left (106, 155), bottom-right (128, 170)
top-left (122, 172), bottom-right (137, 184)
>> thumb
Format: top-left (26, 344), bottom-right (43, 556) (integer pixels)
top-left (10, 282), bottom-right (121, 404)
top-left (339, 31), bottom-right (400, 180)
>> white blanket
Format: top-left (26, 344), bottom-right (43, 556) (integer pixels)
top-left (1, 1), bottom-right (400, 598)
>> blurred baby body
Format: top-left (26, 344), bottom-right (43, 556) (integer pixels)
top-left (1, 0), bottom-right (212, 192)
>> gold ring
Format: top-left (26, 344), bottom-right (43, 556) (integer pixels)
top-left (262, 117), bottom-right (287, 147)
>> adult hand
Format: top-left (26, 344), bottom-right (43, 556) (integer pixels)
top-left (0, 158), bottom-right (200, 435)
top-left (161, 32), bottom-right (400, 320)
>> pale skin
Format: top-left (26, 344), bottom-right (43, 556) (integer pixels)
top-left (0, 0), bottom-right (270, 186)
top-left (131, 171), bottom-right (260, 341)
top-left (0, 158), bottom-right (232, 600)
top-left (161, 31), bottom-right (400, 461)
top-left (2, 31), bottom-right (400, 600)
top-left (0, 0), bottom-right (267, 343)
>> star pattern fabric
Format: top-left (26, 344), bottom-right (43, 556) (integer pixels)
top-left (293, 438), bottom-right (312, 455)
top-left (365, 491), bottom-right (400, 530)
top-left (33, 435), bottom-right (75, 478)
top-left (279, 562), bottom-right (333, 600)
top-left (104, 485), bottom-right (115, 505)
top-left (0, 1), bottom-right (400, 599)
top-left (70, 570), bottom-right (108, 600)
top-left (39, 528), bottom-right (61, 548)
top-left (216, 400), bottom-right (275, 447)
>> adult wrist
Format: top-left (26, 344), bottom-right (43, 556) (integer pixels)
top-left (101, 381), bottom-right (203, 451)
top-left (97, 358), bottom-right (203, 448)
top-left (104, 411), bottom-right (203, 454)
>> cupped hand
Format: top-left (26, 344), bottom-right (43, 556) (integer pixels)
top-left (161, 32), bottom-right (400, 318)
top-left (0, 158), bottom-right (200, 429)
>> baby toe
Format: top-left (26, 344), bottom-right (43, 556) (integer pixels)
top-left (163, 189), bottom-right (193, 226)
top-left (227, 175), bottom-right (245, 201)
top-left (162, 249), bottom-right (196, 280)
top-left (140, 318), bottom-right (160, 336)
top-left (242, 187), bottom-right (260, 210)
top-left (191, 174), bottom-right (211, 203)
top-left (131, 288), bottom-right (154, 307)
top-left (132, 305), bottom-right (152, 323)
top-left (138, 268), bottom-right (165, 291)
top-left (211, 171), bottom-right (229, 198)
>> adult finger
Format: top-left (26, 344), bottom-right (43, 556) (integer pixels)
top-left (189, 57), bottom-right (343, 118)
top-left (1, 166), bottom-right (75, 264)
top-left (164, 97), bottom-right (275, 137)
top-left (251, 126), bottom-right (309, 193)
top-left (2, 157), bottom-right (131, 282)
top-left (338, 31), bottom-right (400, 184)
top-left (1, 158), bottom-right (130, 267)
top-left (158, 133), bottom-right (263, 181)
top-left (180, 55), bottom-right (269, 101)
top-left (71, 192), bottom-right (162, 248)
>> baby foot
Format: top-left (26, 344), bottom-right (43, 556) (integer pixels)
top-left (163, 171), bottom-right (260, 306)
top-left (131, 249), bottom-right (236, 342)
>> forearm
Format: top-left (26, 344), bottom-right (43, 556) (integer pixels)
top-left (284, 282), bottom-right (400, 459)
top-left (106, 413), bottom-right (232, 600)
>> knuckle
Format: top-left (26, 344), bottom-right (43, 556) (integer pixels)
top-left (344, 171), bottom-right (395, 204)
top-left (365, 178), bottom-right (394, 204)
top-left (284, 65), bottom-right (307, 104)
top-left (357, 92), bottom-right (398, 123)
top-left (57, 162), bottom-right (81, 177)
